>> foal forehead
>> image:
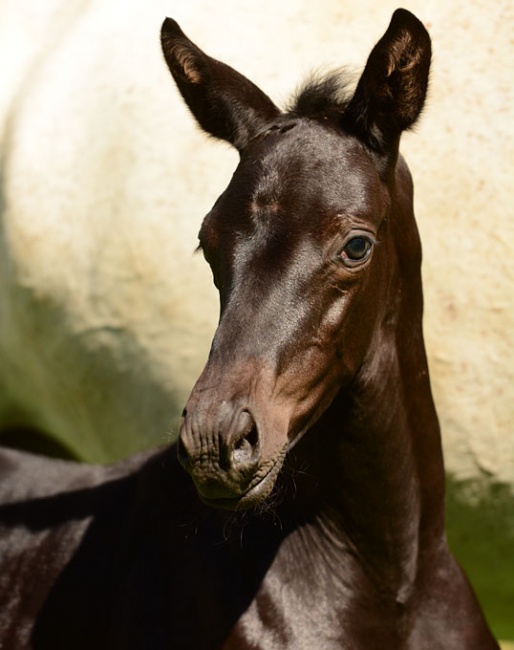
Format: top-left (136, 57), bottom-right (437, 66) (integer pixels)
top-left (245, 120), bottom-right (385, 219)
top-left (200, 120), bottom-right (389, 250)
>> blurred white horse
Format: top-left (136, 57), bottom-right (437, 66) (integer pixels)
top-left (0, 0), bottom-right (512, 485)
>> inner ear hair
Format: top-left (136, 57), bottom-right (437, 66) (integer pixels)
top-left (171, 42), bottom-right (203, 85)
top-left (387, 31), bottom-right (423, 76)
top-left (384, 29), bottom-right (430, 130)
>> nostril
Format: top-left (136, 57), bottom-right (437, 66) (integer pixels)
top-left (235, 423), bottom-right (258, 451)
top-left (232, 419), bottom-right (259, 469)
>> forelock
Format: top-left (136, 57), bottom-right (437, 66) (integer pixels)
top-left (286, 68), bottom-right (356, 120)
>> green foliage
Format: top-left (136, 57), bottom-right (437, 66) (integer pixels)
top-left (446, 475), bottom-right (514, 641)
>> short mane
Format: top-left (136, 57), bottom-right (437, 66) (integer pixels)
top-left (286, 68), bottom-right (355, 119)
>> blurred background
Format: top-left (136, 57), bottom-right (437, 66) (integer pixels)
top-left (0, 0), bottom-right (512, 643)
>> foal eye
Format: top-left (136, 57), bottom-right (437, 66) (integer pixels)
top-left (340, 236), bottom-right (373, 264)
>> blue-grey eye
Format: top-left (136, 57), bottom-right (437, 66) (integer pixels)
top-left (341, 236), bottom-right (372, 262)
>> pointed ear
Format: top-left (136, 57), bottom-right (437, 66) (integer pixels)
top-left (161, 18), bottom-right (281, 152)
top-left (343, 9), bottom-right (431, 155)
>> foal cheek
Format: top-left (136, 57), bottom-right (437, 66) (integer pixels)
top-left (272, 345), bottom-right (344, 441)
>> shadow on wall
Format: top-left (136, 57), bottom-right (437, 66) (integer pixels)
top-left (0, 426), bottom-right (79, 460)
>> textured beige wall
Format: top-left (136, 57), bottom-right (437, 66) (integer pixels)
top-left (0, 0), bottom-right (512, 480)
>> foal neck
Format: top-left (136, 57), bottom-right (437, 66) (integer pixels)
top-left (289, 292), bottom-right (446, 601)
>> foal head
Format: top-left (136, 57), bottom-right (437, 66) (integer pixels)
top-left (161, 10), bottom-right (431, 509)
